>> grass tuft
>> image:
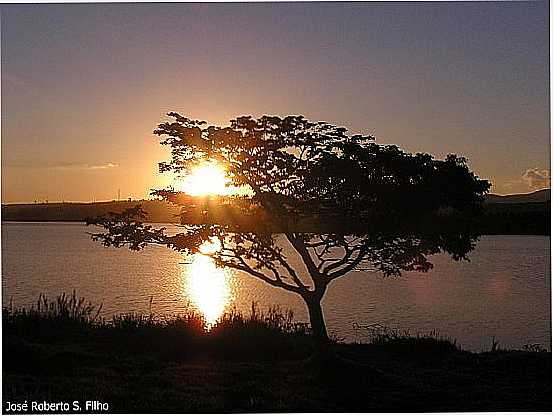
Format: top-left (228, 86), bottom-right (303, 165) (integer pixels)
top-left (353, 322), bottom-right (459, 355)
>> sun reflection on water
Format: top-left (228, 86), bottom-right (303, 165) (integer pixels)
top-left (182, 238), bottom-right (233, 327)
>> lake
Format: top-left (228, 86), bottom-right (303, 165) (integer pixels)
top-left (1, 221), bottom-right (550, 351)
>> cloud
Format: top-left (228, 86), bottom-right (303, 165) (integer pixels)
top-left (49, 162), bottom-right (119, 171)
top-left (522, 168), bottom-right (550, 190)
top-left (87, 162), bottom-right (119, 170)
top-left (3, 161), bottom-right (119, 170)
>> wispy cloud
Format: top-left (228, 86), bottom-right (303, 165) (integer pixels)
top-left (522, 168), bottom-right (550, 190)
top-left (49, 162), bottom-right (119, 171)
top-left (3, 160), bottom-right (119, 170)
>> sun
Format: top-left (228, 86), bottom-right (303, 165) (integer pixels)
top-left (178, 162), bottom-right (229, 196)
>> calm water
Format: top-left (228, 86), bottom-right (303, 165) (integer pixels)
top-left (2, 222), bottom-right (550, 351)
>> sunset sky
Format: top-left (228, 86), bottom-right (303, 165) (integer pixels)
top-left (1, 2), bottom-right (549, 203)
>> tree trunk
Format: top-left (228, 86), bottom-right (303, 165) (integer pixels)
top-left (305, 296), bottom-right (329, 345)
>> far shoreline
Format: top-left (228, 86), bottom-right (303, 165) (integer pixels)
top-left (2, 190), bottom-right (549, 236)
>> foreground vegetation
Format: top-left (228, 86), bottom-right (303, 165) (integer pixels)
top-left (3, 293), bottom-right (551, 412)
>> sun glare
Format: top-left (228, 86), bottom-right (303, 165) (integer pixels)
top-left (182, 238), bottom-right (233, 327)
top-left (198, 237), bottom-right (222, 255)
top-left (179, 162), bottom-right (229, 196)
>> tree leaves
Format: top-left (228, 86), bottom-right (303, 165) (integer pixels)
top-left (88, 113), bottom-right (490, 296)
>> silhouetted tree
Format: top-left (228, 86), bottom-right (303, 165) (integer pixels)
top-left (88, 113), bottom-right (490, 350)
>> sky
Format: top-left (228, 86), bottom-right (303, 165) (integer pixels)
top-left (1, 2), bottom-right (549, 203)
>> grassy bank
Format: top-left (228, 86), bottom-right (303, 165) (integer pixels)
top-left (3, 293), bottom-right (551, 412)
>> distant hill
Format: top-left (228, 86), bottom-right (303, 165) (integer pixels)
top-left (1, 200), bottom-right (182, 224)
top-left (2, 190), bottom-right (550, 235)
top-left (0, 197), bottom-right (276, 230)
top-left (485, 189), bottom-right (550, 204)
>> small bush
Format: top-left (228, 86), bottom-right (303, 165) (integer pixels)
top-left (522, 343), bottom-right (548, 353)
top-left (353, 322), bottom-right (459, 355)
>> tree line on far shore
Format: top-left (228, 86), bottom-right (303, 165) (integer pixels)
top-left (1, 192), bottom-right (549, 236)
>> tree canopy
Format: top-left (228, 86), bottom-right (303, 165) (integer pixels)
top-left (88, 113), bottom-right (490, 342)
